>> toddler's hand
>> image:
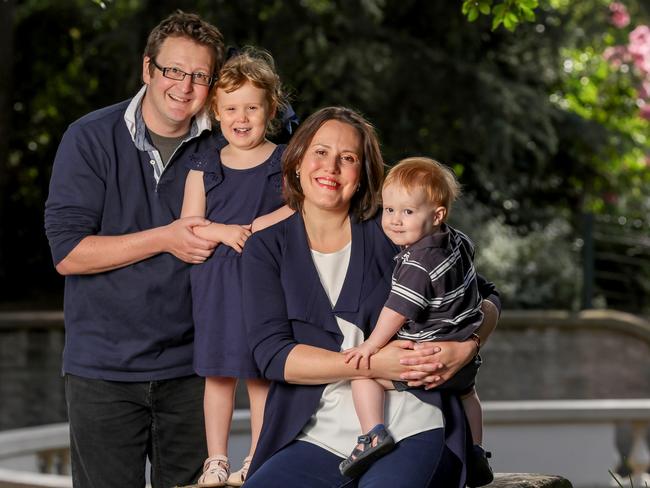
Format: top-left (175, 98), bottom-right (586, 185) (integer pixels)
top-left (343, 343), bottom-right (379, 370)
top-left (219, 224), bottom-right (252, 253)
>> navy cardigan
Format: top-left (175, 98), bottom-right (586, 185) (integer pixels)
top-left (242, 212), bottom-right (500, 483)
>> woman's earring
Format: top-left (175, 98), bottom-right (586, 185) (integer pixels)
top-left (356, 184), bottom-right (361, 192)
top-left (296, 170), bottom-right (301, 178)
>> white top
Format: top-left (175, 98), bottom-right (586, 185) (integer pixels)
top-left (297, 242), bottom-right (444, 458)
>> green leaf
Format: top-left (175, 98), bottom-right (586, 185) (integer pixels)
top-left (468, 8), bottom-right (479, 22)
top-left (479, 3), bottom-right (491, 15)
top-left (492, 3), bottom-right (506, 17)
top-left (522, 7), bottom-right (536, 22)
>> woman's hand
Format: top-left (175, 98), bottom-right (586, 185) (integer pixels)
top-left (400, 299), bottom-right (498, 389)
top-left (369, 340), bottom-right (425, 381)
top-left (399, 339), bottom-right (477, 389)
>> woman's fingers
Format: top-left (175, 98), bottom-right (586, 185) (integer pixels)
top-left (400, 362), bottom-right (443, 378)
top-left (403, 372), bottom-right (443, 388)
top-left (399, 347), bottom-right (442, 366)
top-left (412, 342), bottom-right (440, 355)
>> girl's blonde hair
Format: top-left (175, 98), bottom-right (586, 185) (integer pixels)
top-left (212, 47), bottom-right (288, 134)
top-left (384, 157), bottom-right (461, 217)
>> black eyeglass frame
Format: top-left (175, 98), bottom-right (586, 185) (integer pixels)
top-left (150, 58), bottom-right (215, 87)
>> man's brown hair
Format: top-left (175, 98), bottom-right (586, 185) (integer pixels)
top-left (144, 10), bottom-right (225, 77)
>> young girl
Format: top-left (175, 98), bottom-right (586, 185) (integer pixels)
top-left (181, 48), bottom-right (293, 487)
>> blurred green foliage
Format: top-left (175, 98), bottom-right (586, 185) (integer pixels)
top-left (2, 0), bottom-right (649, 308)
top-left (462, 0), bottom-right (539, 31)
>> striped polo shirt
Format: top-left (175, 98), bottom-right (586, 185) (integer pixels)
top-left (386, 224), bottom-right (484, 342)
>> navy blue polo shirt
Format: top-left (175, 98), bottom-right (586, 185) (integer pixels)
top-left (45, 88), bottom-right (222, 381)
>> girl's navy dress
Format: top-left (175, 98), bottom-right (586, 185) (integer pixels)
top-left (187, 144), bottom-right (285, 378)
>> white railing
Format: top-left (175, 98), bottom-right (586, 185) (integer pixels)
top-left (0, 423), bottom-right (70, 488)
top-left (483, 399), bottom-right (650, 487)
top-left (1, 402), bottom-right (648, 488)
top-left (0, 411), bottom-right (253, 488)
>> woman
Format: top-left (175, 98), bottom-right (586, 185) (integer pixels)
top-left (242, 107), bottom-right (500, 487)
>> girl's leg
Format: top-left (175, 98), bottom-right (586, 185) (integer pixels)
top-left (245, 440), bottom-right (350, 488)
top-left (245, 378), bottom-right (270, 457)
top-left (351, 378), bottom-right (385, 433)
top-left (461, 388), bottom-right (483, 445)
top-left (359, 429), bottom-right (459, 488)
top-left (204, 376), bottom-right (237, 456)
top-left (226, 379), bottom-right (270, 486)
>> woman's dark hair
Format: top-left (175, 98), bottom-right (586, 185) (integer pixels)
top-left (282, 107), bottom-right (384, 221)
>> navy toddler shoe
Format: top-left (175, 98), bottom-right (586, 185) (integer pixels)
top-left (466, 444), bottom-right (494, 487)
top-left (339, 424), bottom-right (395, 478)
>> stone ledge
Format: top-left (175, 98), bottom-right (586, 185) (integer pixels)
top-left (175, 474), bottom-right (574, 488)
top-left (489, 473), bottom-right (573, 487)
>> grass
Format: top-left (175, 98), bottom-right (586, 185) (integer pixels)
top-left (609, 469), bottom-right (649, 488)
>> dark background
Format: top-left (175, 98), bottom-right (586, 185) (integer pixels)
top-left (1, 0), bottom-right (649, 312)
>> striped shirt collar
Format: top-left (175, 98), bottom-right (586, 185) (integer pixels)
top-left (395, 223), bottom-right (450, 260)
top-left (123, 85), bottom-right (212, 151)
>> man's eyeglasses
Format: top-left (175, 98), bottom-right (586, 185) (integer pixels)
top-left (150, 59), bottom-right (214, 87)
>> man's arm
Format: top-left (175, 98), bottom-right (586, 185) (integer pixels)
top-left (45, 124), bottom-right (217, 276)
top-left (55, 217), bottom-right (216, 275)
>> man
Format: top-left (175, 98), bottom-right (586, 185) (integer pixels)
top-left (44, 11), bottom-right (224, 488)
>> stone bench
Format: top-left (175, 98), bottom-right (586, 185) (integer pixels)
top-left (173, 474), bottom-right (574, 488)
top-left (489, 473), bottom-right (573, 487)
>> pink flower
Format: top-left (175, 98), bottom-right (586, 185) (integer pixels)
top-left (629, 26), bottom-right (650, 74)
top-left (639, 104), bottom-right (650, 121)
top-left (603, 45), bottom-right (630, 67)
top-left (609, 2), bottom-right (630, 28)
top-left (629, 25), bottom-right (650, 47)
top-left (637, 80), bottom-right (650, 99)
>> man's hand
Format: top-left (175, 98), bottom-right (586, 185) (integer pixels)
top-left (162, 217), bottom-right (217, 263)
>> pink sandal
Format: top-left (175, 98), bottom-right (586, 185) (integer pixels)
top-left (197, 455), bottom-right (230, 487)
top-left (226, 455), bottom-right (252, 487)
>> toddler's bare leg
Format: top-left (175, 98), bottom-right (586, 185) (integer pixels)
top-left (375, 378), bottom-right (395, 390)
top-left (351, 378), bottom-right (385, 433)
top-left (461, 387), bottom-right (483, 445)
